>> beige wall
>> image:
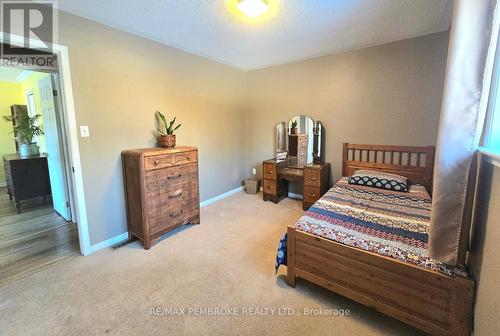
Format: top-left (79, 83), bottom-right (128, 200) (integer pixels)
top-left (468, 158), bottom-right (500, 336)
top-left (55, 12), bottom-right (449, 247)
top-left (244, 31), bottom-right (449, 183)
top-left (58, 12), bottom-right (247, 245)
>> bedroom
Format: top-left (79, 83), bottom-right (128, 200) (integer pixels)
top-left (0, 1), bottom-right (499, 335)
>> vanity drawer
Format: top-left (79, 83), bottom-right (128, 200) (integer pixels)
top-left (304, 185), bottom-right (321, 203)
top-left (263, 179), bottom-right (277, 195)
top-left (304, 168), bottom-right (321, 187)
top-left (263, 163), bottom-right (277, 180)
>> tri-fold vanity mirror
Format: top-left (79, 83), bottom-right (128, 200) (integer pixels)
top-left (264, 115), bottom-right (330, 210)
top-left (275, 115), bottom-right (325, 166)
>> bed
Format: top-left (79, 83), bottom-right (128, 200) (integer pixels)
top-left (283, 143), bottom-right (474, 336)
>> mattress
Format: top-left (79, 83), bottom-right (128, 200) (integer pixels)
top-left (294, 177), bottom-right (463, 276)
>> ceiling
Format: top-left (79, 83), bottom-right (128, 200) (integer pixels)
top-left (58, 0), bottom-right (452, 71)
top-left (0, 68), bottom-right (25, 82)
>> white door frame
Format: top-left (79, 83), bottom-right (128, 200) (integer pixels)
top-left (1, 33), bottom-right (92, 255)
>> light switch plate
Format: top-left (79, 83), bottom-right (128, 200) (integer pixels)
top-left (252, 168), bottom-right (257, 175)
top-left (80, 126), bottom-right (90, 137)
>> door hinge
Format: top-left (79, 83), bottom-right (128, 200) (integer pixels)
top-left (72, 166), bottom-right (75, 173)
top-left (53, 89), bottom-right (58, 96)
top-left (66, 201), bottom-right (70, 208)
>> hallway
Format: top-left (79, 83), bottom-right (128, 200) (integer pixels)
top-left (0, 187), bottom-right (79, 287)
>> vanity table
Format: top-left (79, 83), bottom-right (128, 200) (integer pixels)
top-left (262, 115), bottom-right (330, 211)
top-left (262, 158), bottom-right (330, 210)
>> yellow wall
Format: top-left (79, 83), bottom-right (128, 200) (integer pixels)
top-left (19, 72), bottom-right (51, 154)
top-left (0, 81), bottom-right (25, 184)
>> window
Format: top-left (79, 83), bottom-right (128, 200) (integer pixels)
top-left (26, 90), bottom-right (40, 144)
top-left (26, 91), bottom-right (36, 117)
top-left (483, 32), bottom-right (500, 154)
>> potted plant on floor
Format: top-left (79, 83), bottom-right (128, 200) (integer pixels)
top-left (155, 110), bottom-right (181, 148)
top-left (2, 114), bottom-right (44, 157)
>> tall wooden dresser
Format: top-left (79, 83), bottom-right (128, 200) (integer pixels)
top-left (122, 146), bottom-right (200, 249)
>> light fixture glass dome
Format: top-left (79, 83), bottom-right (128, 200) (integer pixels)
top-left (237, 0), bottom-right (269, 18)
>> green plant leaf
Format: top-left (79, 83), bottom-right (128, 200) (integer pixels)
top-left (155, 110), bottom-right (168, 133)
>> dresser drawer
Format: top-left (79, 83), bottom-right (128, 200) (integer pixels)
top-left (304, 168), bottom-right (321, 187)
top-left (145, 151), bottom-right (197, 171)
top-left (304, 185), bottom-right (321, 203)
top-left (148, 200), bottom-right (199, 234)
top-left (145, 163), bottom-right (198, 194)
top-left (146, 179), bottom-right (198, 202)
top-left (263, 163), bottom-right (277, 180)
top-left (174, 151), bottom-right (197, 166)
top-left (263, 178), bottom-right (277, 195)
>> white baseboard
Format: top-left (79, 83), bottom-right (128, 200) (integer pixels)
top-left (200, 186), bottom-right (244, 207)
top-left (87, 232), bottom-right (129, 255)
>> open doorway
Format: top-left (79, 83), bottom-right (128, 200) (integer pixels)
top-left (0, 67), bottom-right (79, 286)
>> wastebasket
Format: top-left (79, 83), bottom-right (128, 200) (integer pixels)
top-left (244, 178), bottom-right (261, 194)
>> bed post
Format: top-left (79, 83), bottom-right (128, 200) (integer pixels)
top-left (286, 224), bottom-right (296, 287)
top-left (424, 146), bottom-right (435, 194)
top-left (342, 143), bottom-right (350, 177)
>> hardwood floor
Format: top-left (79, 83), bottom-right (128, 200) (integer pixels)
top-left (0, 187), bottom-right (79, 287)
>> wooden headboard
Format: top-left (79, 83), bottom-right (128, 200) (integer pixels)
top-left (342, 143), bottom-right (435, 193)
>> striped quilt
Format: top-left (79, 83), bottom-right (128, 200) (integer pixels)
top-left (294, 177), bottom-right (463, 276)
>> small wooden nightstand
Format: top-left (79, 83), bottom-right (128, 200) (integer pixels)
top-left (262, 159), bottom-right (330, 211)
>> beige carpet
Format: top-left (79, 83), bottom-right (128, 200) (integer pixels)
top-left (0, 191), bottom-right (423, 335)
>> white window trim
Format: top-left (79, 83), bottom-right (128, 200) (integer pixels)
top-left (482, 26), bottom-right (500, 152)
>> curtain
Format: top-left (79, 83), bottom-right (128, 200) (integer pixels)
top-left (429, 0), bottom-right (500, 265)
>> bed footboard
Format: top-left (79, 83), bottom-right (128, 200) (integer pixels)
top-left (286, 226), bottom-right (474, 336)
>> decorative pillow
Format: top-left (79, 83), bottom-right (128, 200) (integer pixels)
top-left (275, 233), bottom-right (287, 274)
top-left (348, 170), bottom-right (408, 192)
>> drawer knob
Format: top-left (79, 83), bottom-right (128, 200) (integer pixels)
top-left (307, 193), bottom-right (316, 197)
top-left (167, 174), bottom-right (182, 180)
top-left (168, 191), bottom-right (183, 199)
top-left (170, 210), bottom-right (184, 218)
top-left (268, 170), bottom-right (273, 174)
top-left (308, 177), bottom-right (317, 180)
top-left (154, 160), bottom-right (160, 165)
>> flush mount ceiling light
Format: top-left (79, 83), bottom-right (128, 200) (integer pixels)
top-left (237, 0), bottom-right (269, 18)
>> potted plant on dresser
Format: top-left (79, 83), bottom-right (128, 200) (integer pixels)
top-left (290, 120), bottom-right (298, 134)
top-left (155, 110), bottom-right (181, 148)
top-left (2, 113), bottom-right (44, 157)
